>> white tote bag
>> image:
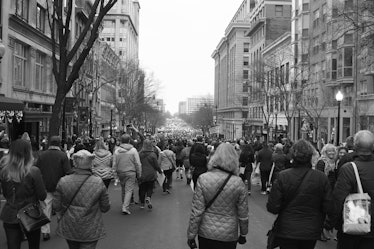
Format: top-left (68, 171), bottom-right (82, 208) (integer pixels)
top-left (343, 162), bottom-right (371, 235)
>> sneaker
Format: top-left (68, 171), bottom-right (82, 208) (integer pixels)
top-left (248, 191), bottom-right (251, 195)
top-left (140, 204), bottom-right (145, 209)
top-left (145, 197), bottom-right (153, 209)
top-left (121, 209), bottom-right (131, 215)
top-left (166, 189), bottom-right (171, 194)
top-left (261, 191), bottom-right (267, 195)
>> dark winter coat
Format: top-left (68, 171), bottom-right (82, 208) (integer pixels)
top-left (0, 166), bottom-right (47, 224)
top-left (316, 159), bottom-right (336, 189)
top-left (272, 151), bottom-right (288, 181)
top-left (139, 150), bottom-right (161, 183)
top-left (36, 146), bottom-right (71, 192)
top-left (327, 154), bottom-right (374, 237)
top-left (267, 162), bottom-right (332, 240)
top-left (239, 150), bottom-right (254, 174)
top-left (189, 145), bottom-right (207, 177)
top-left (257, 147), bottom-right (273, 171)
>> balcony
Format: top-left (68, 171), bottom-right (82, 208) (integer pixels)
top-left (246, 18), bottom-right (265, 37)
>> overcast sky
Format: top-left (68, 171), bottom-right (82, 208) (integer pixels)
top-left (139, 0), bottom-right (244, 114)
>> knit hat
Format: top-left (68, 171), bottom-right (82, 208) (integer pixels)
top-left (72, 149), bottom-right (95, 169)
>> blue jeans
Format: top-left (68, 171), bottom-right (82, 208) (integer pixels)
top-left (3, 222), bottom-right (41, 249)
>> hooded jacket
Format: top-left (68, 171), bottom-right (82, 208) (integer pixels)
top-left (92, 149), bottom-right (113, 180)
top-left (113, 143), bottom-right (141, 177)
top-left (139, 150), bottom-right (161, 183)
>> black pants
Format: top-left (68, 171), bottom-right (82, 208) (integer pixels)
top-left (139, 181), bottom-right (154, 204)
top-left (278, 238), bottom-right (316, 249)
top-left (3, 222), bottom-right (41, 249)
top-left (163, 169), bottom-right (173, 191)
top-left (337, 231), bottom-right (374, 249)
top-left (198, 236), bottom-right (236, 249)
top-left (260, 169), bottom-right (271, 191)
top-left (103, 179), bottom-right (111, 189)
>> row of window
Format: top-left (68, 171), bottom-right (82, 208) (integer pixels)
top-left (13, 40), bottom-right (56, 94)
top-left (101, 37), bottom-right (125, 42)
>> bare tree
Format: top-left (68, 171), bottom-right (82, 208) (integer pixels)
top-left (46, 0), bottom-right (117, 137)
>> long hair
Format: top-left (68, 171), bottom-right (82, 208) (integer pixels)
top-left (1, 139), bottom-right (34, 182)
top-left (208, 143), bottom-right (239, 175)
top-left (320, 143), bottom-right (337, 161)
top-left (94, 138), bottom-right (108, 151)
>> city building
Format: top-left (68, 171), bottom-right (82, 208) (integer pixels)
top-left (178, 101), bottom-right (187, 115)
top-left (245, 0), bottom-right (292, 140)
top-left (186, 95), bottom-right (214, 115)
top-left (100, 0), bottom-right (140, 62)
top-left (262, 32), bottom-right (293, 142)
top-left (212, 0), bottom-right (251, 140)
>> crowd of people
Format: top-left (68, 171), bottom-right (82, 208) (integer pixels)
top-left (0, 125), bottom-right (374, 249)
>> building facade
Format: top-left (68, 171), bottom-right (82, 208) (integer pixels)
top-left (186, 95), bottom-right (214, 115)
top-left (212, 0), bottom-right (251, 140)
top-left (100, 0), bottom-right (140, 62)
top-left (178, 101), bottom-right (187, 115)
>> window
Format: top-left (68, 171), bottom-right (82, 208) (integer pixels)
top-left (106, 37), bottom-right (110, 41)
top-left (242, 111), bottom-right (248, 119)
top-left (35, 52), bottom-right (45, 91)
top-left (243, 57), bottom-right (249, 66)
top-left (243, 70), bottom-right (249, 80)
top-left (120, 20), bottom-right (125, 28)
top-left (119, 38), bottom-right (123, 42)
top-left (16, 0), bottom-right (29, 21)
top-left (332, 58), bottom-right (337, 80)
top-left (313, 9), bottom-right (320, 28)
top-left (36, 5), bottom-right (45, 32)
top-left (302, 29), bottom-right (309, 38)
top-left (332, 40), bottom-right (337, 49)
top-left (344, 34), bottom-right (353, 44)
top-left (243, 43), bottom-right (249, 53)
top-left (14, 41), bottom-right (28, 87)
top-left (243, 82), bottom-right (248, 92)
top-left (111, 37), bottom-right (115, 41)
top-left (275, 5), bottom-right (283, 17)
top-left (302, 3), bottom-right (309, 11)
top-left (243, 97), bottom-right (248, 106)
top-left (344, 47), bottom-right (353, 77)
top-left (285, 63), bottom-right (289, 83)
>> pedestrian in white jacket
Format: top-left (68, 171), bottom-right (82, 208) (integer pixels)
top-left (113, 134), bottom-right (141, 215)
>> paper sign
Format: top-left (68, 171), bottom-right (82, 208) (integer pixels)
top-left (190, 180), bottom-right (194, 192)
top-left (239, 167), bottom-right (245, 175)
top-left (157, 172), bottom-right (165, 187)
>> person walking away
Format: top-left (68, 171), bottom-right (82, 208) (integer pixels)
top-left (267, 139), bottom-right (333, 249)
top-left (181, 140), bottom-right (193, 184)
top-left (158, 145), bottom-right (176, 193)
top-left (112, 134), bottom-right (141, 215)
top-left (189, 143), bottom-right (208, 189)
top-left (138, 139), bottom-right (162, 209)
top-left (325, 130), bottom-right (374, 249)
top-left (239, 144), bottom-right (255, 195)
top-left (0, 139), bottom-right (47, 249)
top-left (272, 143), bottom-right (288, 183)
top-left (257, 143), bottom-right (273, 194)
top-left (174, 140), bottom-right (185, 180)
top-left (53, 150), bottom-right (110, 249)
top-left (36, 136), bottom-right (71, 241)
top-left (92, 138), bottom-right (113, 189)
top-left (187, 143), bottom-right (248, 249)
top-left (316, 144), bottom-right (337, 190)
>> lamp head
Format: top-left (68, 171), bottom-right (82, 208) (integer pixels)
top-left (336, 90), bottom-right (343, 102)
top-left (110, 104), bottom-right (115, 110)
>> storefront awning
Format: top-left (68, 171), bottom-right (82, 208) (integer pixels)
top-left (0, 96), bottom-right (24, 111)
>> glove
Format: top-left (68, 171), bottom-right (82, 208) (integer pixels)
top-left (187, 239), bottom-right (197, 249)
top-left (237, 235), bottom-right (246, 245)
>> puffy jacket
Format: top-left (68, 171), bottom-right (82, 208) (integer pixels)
top-left (328, 154), bottom-right (374, 237)
top-left (139, 150), bottom-right (161, 183)
top-left (92, 149), bottom-right (113, 180)
top-left (187, 169), bottom-right (249, 242)
top-left (53, 169), bottom-right (110, 242)
top-left (267, 164), bottom-right (332, 240)
top-left (0, 166), bottom-right (47, 224)
top-left (158, 150), bottom-right (176, 171)
top-left (113, 143), bottom-right (141, 177)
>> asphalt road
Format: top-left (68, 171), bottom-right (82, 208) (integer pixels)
top-left (0, 174), bottom-right (337, 249)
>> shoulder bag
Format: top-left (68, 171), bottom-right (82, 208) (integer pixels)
top-left (59, 175), bottom-right (91, 220)
top-left (267, 169), bottom-right (313, 249)
top-left (205, 172), bottom-right (232, 211)
top-left (12, 182), bottom-right (50, 232)
top-left (343, 162), bottom-right (371, 235)
top-left (164, 153), bottom-right (176, 171)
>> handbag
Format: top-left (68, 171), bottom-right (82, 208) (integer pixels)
top-left (267, 169), bottom-right (312, 249)
top-left (17, 202), bottom-right (50, 232)
top-left (12, 183), bottom-right (50, 232)
top-left (343, 162), bottom-right (371, 235)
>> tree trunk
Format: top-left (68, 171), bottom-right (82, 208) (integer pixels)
top-left (48, 88), bottom-right (66, 137)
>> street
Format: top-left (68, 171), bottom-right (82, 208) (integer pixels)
top-left (0, 174), bottom-right (337, 249)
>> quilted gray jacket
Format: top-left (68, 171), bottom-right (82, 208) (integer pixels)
top-left (187, 169), bottom-right (249, 242)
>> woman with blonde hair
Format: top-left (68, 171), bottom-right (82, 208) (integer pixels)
top-left (316, 143), bottom-right (337, 189)
top-left (187, 143), bottom-right (249, 249)
top-left (0, 139), bottom-right (47, 249)
top-left (92, 138), bottom-right (113, 188)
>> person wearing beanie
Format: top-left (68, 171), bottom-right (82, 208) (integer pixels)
top-left (53, 150), bottom-right (110, 249)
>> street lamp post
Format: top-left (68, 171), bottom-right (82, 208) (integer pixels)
top-left (110, 104), bottom-right (114, 136)
top-left (88, 93), bottom-right (93, 138)
top-left (336, 90), bottom-right (344, 146)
